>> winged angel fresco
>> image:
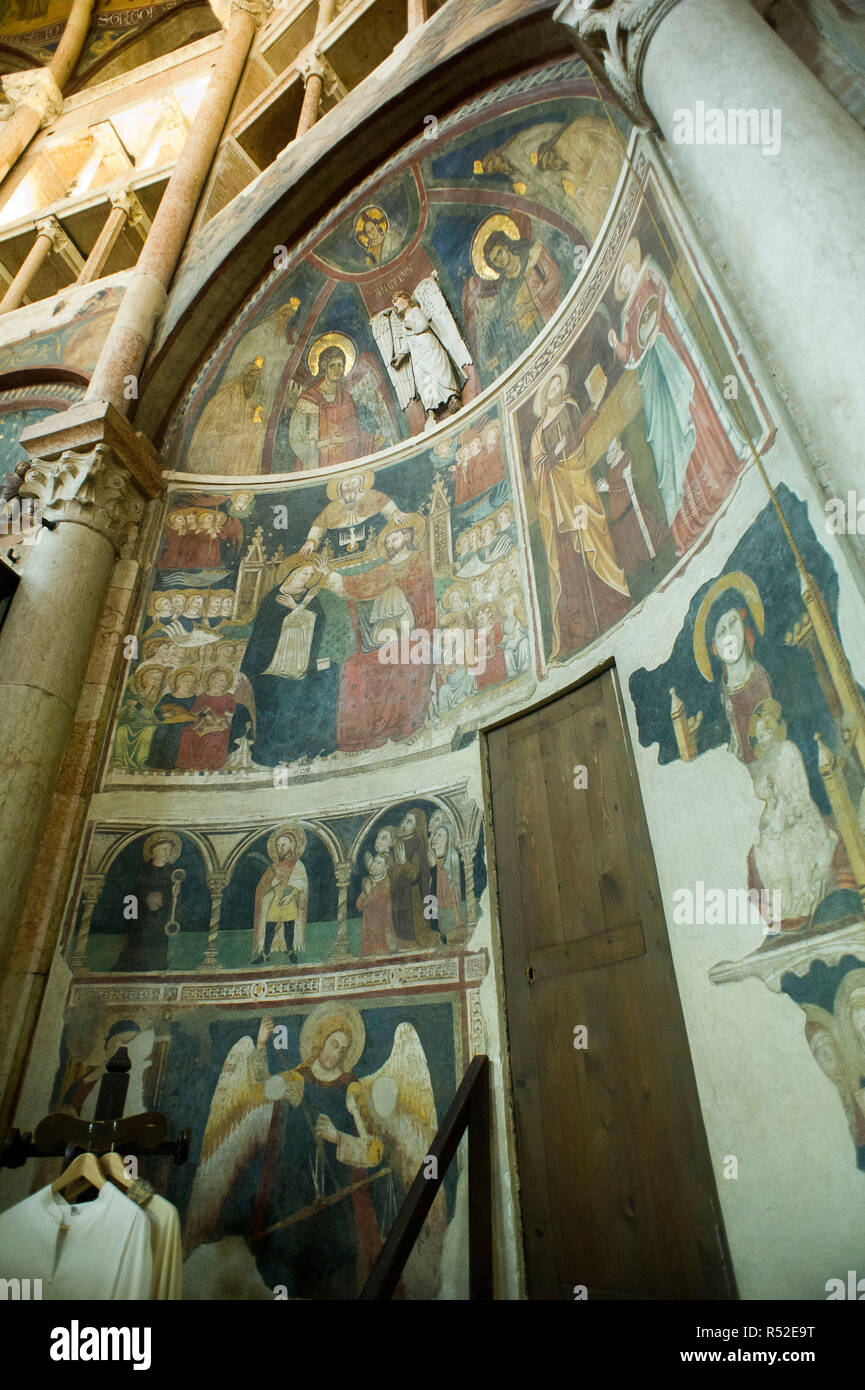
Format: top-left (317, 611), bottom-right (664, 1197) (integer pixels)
top-left (184, 1007), bottom-right (448, 1298)
top-left (372, 273), bottom-right (473, 429)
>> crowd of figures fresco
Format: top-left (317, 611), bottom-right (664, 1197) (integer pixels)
top-left (38, 62), bottom-right (865, 1303)
top-left (164, 61), bottom-right (629, 476)
top-left (111, 420), bottom-right (532, 777)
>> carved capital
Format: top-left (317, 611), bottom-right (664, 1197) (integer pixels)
top-left (554, 0), bottom-right (683, 129)
top-left (33, 215), bottom-right (65, 251)
top-left (0, 67), bottom-right (63, 128)
top-left (209, 0), bottom-right (273, 29)
top-left (22, 442), bottom-right (146, 551)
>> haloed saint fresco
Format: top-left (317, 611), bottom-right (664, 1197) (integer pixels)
top-left (71, 797), bottom-right (486, 974)
top-left (109, 422), bottom-right (532, 780)
top-left (512, 201), bottom-right (768, 666)
top-left (166, 63), bottom-right (628, 476)
top-left (49, 997), bottom-right (471, 1298)
top-left (630, 487), bottom-right (865, 1168)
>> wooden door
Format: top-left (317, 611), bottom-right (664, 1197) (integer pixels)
top-left (486, 666), bottom-right (735, 1300)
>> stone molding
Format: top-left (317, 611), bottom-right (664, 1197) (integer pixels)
top-left (554, 0), bottom-right (684, 128)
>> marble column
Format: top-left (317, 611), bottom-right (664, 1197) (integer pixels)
top-left (555, 0), bottom-right (865, 569)
top-left (0, 413), bottom-right (161, 974)
top-left (201, 871), bottom-right (229, 969)
top-left (296, 57), bottom-right (325, 138)
top-left (76, 189), bottom-right (150, 287)
top-left (85, 0), bottom-right (271, 413)
top-left (0, 217), bottom-right (61, 314)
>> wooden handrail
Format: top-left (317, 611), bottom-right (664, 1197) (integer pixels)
top-left (360, 1053), bottom-right (492, 1300)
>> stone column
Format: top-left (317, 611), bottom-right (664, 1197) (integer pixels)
top-left (0, 217), bottom-right (60, 313)
top-left (85, 0), bottom-right (271, 413)
top-left (296, 56), bottom-right (325, 138)
top-left (0, 407), bottom-right (161, 973)
top-left (555, 0), bottom-right (865, 569)
top-left (76, 188), bottom-right (150, 287)
top-left (0, 0), bottom-right (91, 187)
top-left (407, 0), bottom-right (427, 29)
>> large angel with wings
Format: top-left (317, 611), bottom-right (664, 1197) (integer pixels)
top-left (184, 1005), bottom-right (448, 1299)
top-left (372, 274), bottom-right (473, 429)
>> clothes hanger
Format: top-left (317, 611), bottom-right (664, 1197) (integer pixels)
top-left (99, 1122), bottom-right (133, 1191)
top-left (51, 1125), bottom-right (105, 1202)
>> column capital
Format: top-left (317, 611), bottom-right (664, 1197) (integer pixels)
top-left (0, 68), bottom-right (63, 129)
top-left (33, 214), bottom-right (66, 249)
top-left (22, 442), bottom-right (145, 551)
top-left (19, 399), bottom-right (162, 552)
top-left (209, 0), bottom-right (273, 30)
top-left (554, 0), bottom-right (683, 129)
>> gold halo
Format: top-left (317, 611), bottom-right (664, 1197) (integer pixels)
top-left (266, 822), bottom-right (307, 862)
top-left (471, 213), bottom-right (521, 280)
top-left (274, 551), bottom-right (318, 586)
top-left (142, 830), bottom-right (182, 864)
top-left (307, 332), bottom-right (357, 378)
top-left (532, 363), bottom-right (569, 417)
top-left (614, 236), bottom-right (643, 300)
top-left (325, 469), bottom-right (375, 501)
top-left (376, 512), bottom-right (426, 558)
top-left (204, 665), bottom-right (234, 689)
top-left (354, 206), bottom-right (388, 248)
top-left (170, 666), bottom-right (199, 692)
top-left (300, 1001), bottom-right (365, 1072)
top-left (693, 571), bottom-right (765, 682)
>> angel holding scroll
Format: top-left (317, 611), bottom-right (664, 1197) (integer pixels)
top-left (372, 275), bottom-right (473, 429)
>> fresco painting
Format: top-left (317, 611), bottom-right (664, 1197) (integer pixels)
top-left (511, 190), bottom-right (769, 665)
top-left (48, 989), bottom-right (480, 1298)
top-left (630, 486), bottom-right (865, 1166)
top-left (170, 65), bottom-right (628, 476)
top-left (71, 794), bottom-right (486, 974)
top-left (110, 417), bottom-right (531, 780)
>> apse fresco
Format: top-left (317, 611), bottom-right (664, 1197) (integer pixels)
top-left (49, 992), bottom-right (478, 1298)
top-left (510, 187), bottom-right (769, 664)
top-left (0, 284), bottom-right (124, 375)
top-left (630, 486), bottom-right (865, 1167)
top-left (60, 786), bottom-right (489, 1296)
top-left (71, 794), bottom-right (487, 974)
top-left (165, 61), bottom-right (630, 476)
top-left (108, 416), bottom-right (532, 781)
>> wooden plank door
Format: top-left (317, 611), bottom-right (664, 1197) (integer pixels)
top-left (486, 666), bottom-right (735, 1300)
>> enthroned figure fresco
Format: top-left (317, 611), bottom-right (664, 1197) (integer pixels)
top-left (463, 214), bottom-right (565, 373)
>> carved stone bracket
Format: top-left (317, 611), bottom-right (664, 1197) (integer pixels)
top-left (0, 68), bottom-right (63, 128)
top-left (554, 0), bottom-right (684, 129)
